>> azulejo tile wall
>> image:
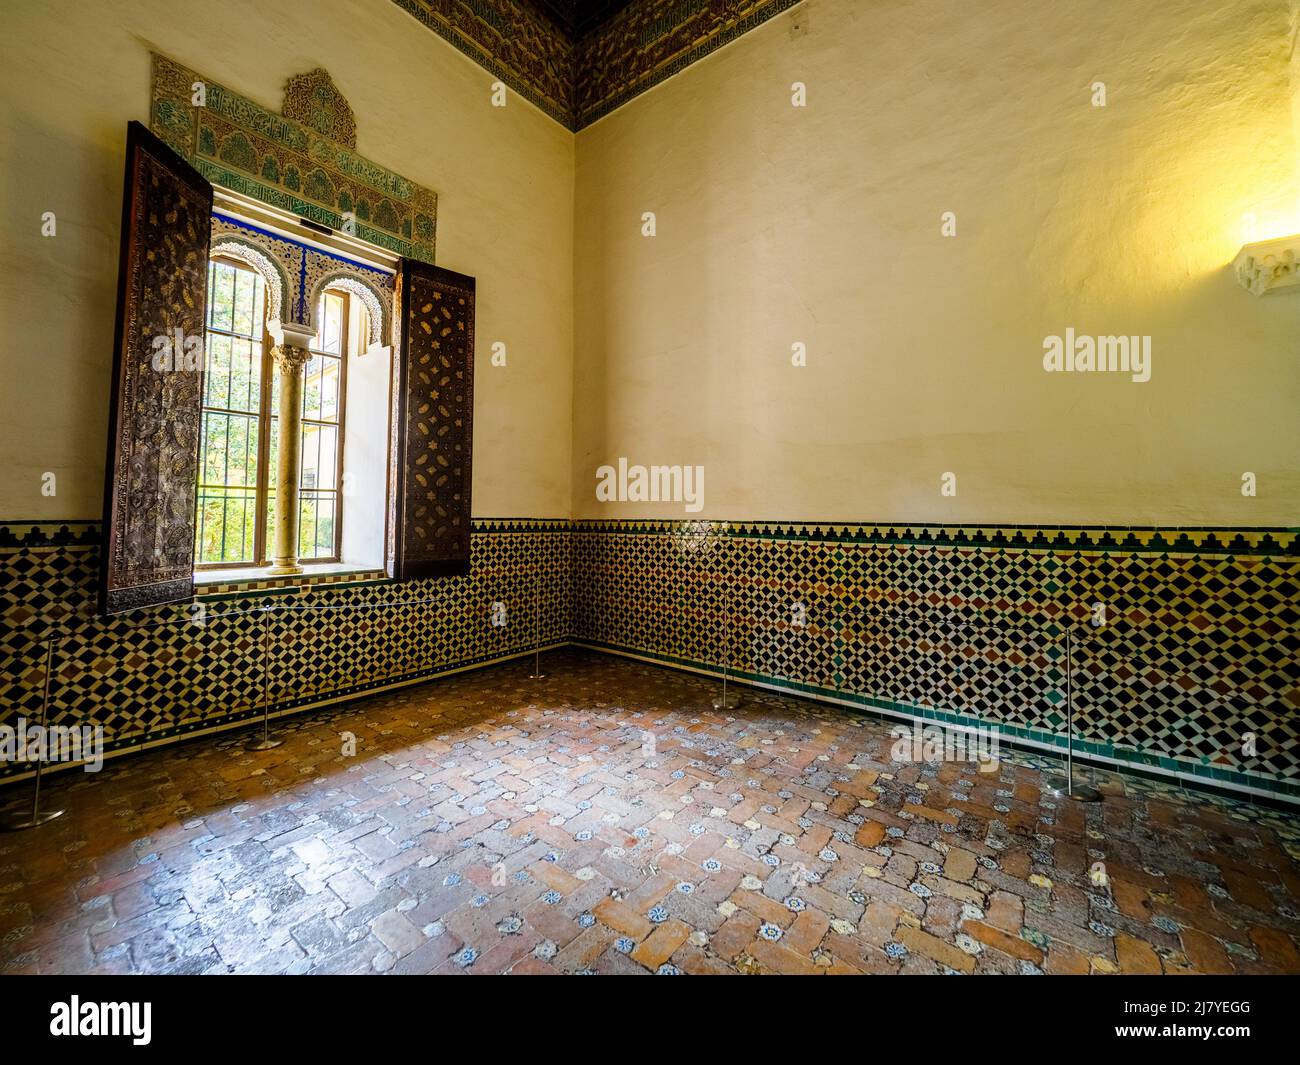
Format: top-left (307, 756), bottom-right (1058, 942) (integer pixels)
top-left (0, 520), bottom-right (570, 779)
top-left (567, 521), bottom-right (1300, 800)
top-left (2, 519), bottom-right (1297, 801)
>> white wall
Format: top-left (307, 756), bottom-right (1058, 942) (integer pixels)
top-left (0, 0), bottom-right (575, 520)
top-left (571, 0), bottom-right (1300, 525)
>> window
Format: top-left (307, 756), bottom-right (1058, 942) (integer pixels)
top-left (195, 257), bottom-right (358, 569)
top-left (101, 126), bottom-right (474, 612)
top-left (196, 258), bottom-right (267, 566)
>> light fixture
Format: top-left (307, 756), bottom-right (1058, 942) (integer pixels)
top-left (1233, 234), bottom-right (1300, 295)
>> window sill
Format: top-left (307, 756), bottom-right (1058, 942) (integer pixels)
top-left (194, 563), bottom-right (388, 598)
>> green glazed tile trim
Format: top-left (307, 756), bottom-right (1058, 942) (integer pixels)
top-left (572, 637), bottom-right (1296, 803)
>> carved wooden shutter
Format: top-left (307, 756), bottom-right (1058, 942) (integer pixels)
top-left (99, 121), bottom-right (212, 615)
top-left (388, 260), bottom-right (475, 580)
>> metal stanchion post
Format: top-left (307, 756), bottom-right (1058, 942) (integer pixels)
top-left (712, 583), bottom-right (741, 711)
top-left (246, 604), bottom-right (283, 751)
top-left (529, 571), bottom-right (545, 680)
top-left (1, 638), bottom-right (66, 830)
top-left (1048, 623), bottom-right (1101, 802)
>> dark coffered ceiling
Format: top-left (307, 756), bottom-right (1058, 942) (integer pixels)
top-left (525, 1), bottom-right (639, 39)
top-left (392, 0), bottom-right (803, 130)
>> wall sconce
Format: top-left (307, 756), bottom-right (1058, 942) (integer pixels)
top-left (1233, 235), bottom-right (1300, 295)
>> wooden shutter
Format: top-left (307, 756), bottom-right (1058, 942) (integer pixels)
top-left (388, 260), bottom-right (475, 580)
top-left (99, 121), bottom-right (212, 615)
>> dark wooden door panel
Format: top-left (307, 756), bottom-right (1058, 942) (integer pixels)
top-left (388, 260), bottom-right (475, 580)
top-left (100, 121), bottom-right (212, 614)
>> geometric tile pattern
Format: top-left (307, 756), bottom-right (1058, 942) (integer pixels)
top-left (392, 0), bottom-right (575, 128)
top-left (2, 651), bottom-right (1297, 975)
top-left (2, 518), bottom-right (1297, 802)
top-left (570, 522), bottom-right (1300, 799)
top-left (0, 521), bottom-right (571, 779)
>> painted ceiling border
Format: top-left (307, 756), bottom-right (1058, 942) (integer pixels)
top-left (574, 0), bottom-right (805, 129)
top-left (390, 0), bottom-right (806, 131)
top-left (391, 0), bottom-right (576, 129)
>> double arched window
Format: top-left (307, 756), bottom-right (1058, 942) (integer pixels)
top-left (196, 256), bottom-right (364, 568)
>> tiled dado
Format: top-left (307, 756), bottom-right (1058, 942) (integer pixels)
top-left (0, 520), bottom-right (571, 779)
top-left (567, 521), bottom-right (1300, 801)
top-left (3, 518), bottom-right (1298, 802)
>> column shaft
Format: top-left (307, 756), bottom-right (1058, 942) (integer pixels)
top-left (267, 343), bottom-right (311, 575)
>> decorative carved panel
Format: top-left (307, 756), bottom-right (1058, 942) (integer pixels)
top-left (282, 69), bottom-right (357, 148)
top-left (150, 53), bottom-right (437, 263)
top-left (389, 261), bottom-right (475, 579)
top-left (100, 122), bottom-right (213, 614)
top-left (210, 212), bottom-right (395, 339)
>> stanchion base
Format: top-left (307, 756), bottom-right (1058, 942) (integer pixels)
top-left (1045, 775), bottom-right (1102, 802)
top-left (245, 737), bottom-right (283, 751)
top-left (529, 673), bottom-right (546, 680)
top-left (0, 808), bottom-right (65, 831)
top-left (712, 695), bottom-right (742, 710)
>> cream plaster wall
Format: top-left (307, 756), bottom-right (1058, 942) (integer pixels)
top-left (4, 0), bottom-right (1297, 530)
top-left (0, 0), bottom-right (575, 520)
top-left (572, 0), bottom-right (1300, 525)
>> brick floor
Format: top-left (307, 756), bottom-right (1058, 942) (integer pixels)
top-left (1, 649), bottom-right (1297, 975)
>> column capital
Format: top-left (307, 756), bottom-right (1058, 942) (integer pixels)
top-left (272, 343), bottom-right (313, 373)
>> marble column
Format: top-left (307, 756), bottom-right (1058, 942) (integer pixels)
top-left (267, 338), bottom-right (313, 575)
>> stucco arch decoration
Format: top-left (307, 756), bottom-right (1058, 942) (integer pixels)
top-left (307, 271), bottom-right (392, 351)
top-left (209, 237), bottom-right (292, 330)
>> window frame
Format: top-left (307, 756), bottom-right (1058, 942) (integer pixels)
top-left (196, 253), bottom-right (274, 570)
top-left (294, 288), bottom-right (350, 564)
top-left (195, 255), bottom-right (353, 570)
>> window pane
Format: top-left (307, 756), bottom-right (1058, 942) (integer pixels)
top-left (300, 421), bottom-right (321, 490)
top-left (313, 423), bottom-right (338, 490)
top-left (196, 258), bottom-right (266, 566)
top-left (225, 413), bottom-right (255, 486)
top-left (232, 266), bottom-right (255, 334)
top-left (267, 409), bottom-right (280, 482)
top-left (299, 492), bottom-right (336, 560)
top-left (194, 487), bottom-right (256, 564)
top-left (204, 333), bottom-right (231, 409)
top-left (319, 357), bottom-right (340, 421)
top-left (302, 353), bottom-right (323, 421)
top-left (229, 337), bottom-right (261, 413)
top-left (298, 493), bottom-right (317, 559)
top-left (315, 291), bottom-right (344, 355)
top-left (207, 261), bottom-right (235, 332)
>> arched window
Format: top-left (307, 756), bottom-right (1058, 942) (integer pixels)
top-left (197, 256), bottom-right (268, 566)
top-left (102, 124), bottom-right (471, 611)
top-left (196, 256), bottom-right (361, 568)
top-left (271, 288), bottom-right (366, 561)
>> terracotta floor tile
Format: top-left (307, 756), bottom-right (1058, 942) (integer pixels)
top-left (1, 650), bottom-right (1296, 975)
